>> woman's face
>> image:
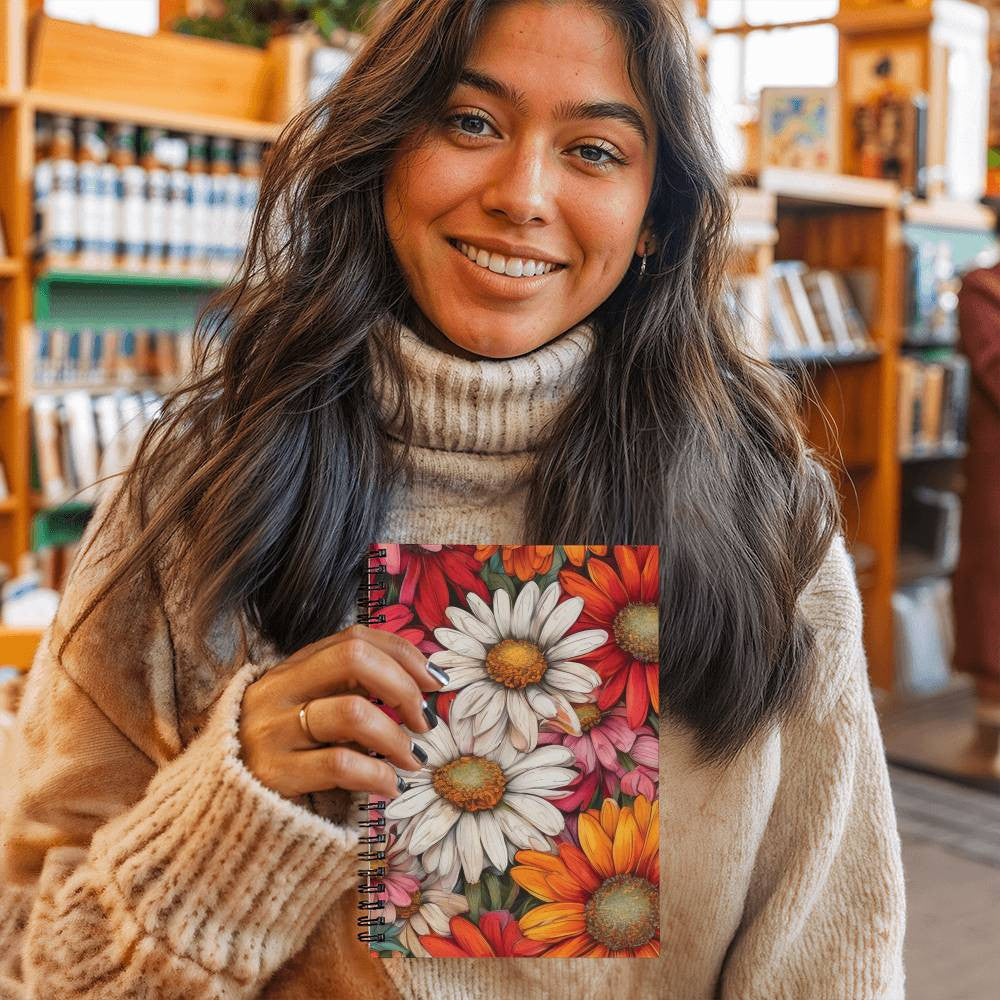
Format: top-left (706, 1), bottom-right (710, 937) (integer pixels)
top-left (383, 0), bottom-right (658, 360)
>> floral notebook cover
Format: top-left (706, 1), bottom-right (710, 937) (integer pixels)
top-left (361, 544), bottom-right (660, 959)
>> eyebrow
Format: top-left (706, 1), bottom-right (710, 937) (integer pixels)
top-left (455, 68), bottom-right (650, 149)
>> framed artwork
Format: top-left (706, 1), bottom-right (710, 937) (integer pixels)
top-left (760, 87), bottom-right (841, 172)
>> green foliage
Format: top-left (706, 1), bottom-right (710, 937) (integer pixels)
top-left (170, 0), bottom-right (380, 48)
top-left (465, 879), bottom-right (483, 922)
top-left (480, 552), bottom-right (517, 606)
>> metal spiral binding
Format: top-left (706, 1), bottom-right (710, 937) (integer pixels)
top-left (356, 546), bottom-right (389, 943)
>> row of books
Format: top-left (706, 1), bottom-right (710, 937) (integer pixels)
top-left (898, 355), bottom-right (969, 457)
top-left (729, 262), bottom-right (878, 359)
top-left (768, 262), bottom-right (877, 357)
top-left (31, 388), bottom-right (162, 506)
top-left (32, 326), bottom-right (196, 387)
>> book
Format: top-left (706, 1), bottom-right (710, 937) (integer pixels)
top-left (356, 543), bottom-right (661, 959)
top-left (772, 262), bottom-right (825, 351)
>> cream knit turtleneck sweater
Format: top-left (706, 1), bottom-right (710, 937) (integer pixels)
top-left (0, 316), bottom-right (906, 1000)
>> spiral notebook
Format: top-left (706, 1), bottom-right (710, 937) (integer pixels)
top-left (356, 544), bottom-right (661, 959)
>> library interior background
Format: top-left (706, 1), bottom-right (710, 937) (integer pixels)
top-left (1, 1), bottom-right (1000, 995)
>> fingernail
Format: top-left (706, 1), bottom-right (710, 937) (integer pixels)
top-left (410, 741), bottom-right (429, 765)
top-left (397, 775), bottom-right (411, 795)
top-left (427, 663), bottom-right (450, 686)
top-left (421, 699), bottom-right (438, 728)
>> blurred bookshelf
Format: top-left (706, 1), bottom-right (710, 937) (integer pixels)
top-left (0, 0), bottom-right (311, 664)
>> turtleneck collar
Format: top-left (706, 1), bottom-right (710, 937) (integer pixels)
top-left (370, 314), bottom-right (598, 455)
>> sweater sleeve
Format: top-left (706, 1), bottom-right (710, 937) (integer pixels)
top-left (717, 533), bottom-right (907, 1000)
top-left (0, 483), bottom-right (362, 999)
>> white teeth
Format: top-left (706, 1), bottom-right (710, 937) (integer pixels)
top-left (456, 240), bottom-right (560, 277)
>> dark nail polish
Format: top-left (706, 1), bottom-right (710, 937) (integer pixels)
top-left (421, 699), bottom-right (438, 728)
top-left (396, 775), bottom-right (411, 794)
top-left (427, 663), bottom-right (450, 686)
top-left (410, 741), bottom-right (429, 765)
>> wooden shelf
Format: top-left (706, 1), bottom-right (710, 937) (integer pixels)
top-left (30, 494), bottom-right (93, 512)
top-left (0, 626), bottom-right (44, 670)
top-left (771, 347), bottom-right (882, 367)
top-left (903, 198), bottom-right (997, 232)
top-left (33, 267), bottom-right (226, 290)
top-left (900, 443), bottom-right (968, 464)
top-left (760, 168), bottom-right (901, 209)
top-left (26, 90), bottom-right (283, 142)
top-left (834, 6), bottom-right (932, 35)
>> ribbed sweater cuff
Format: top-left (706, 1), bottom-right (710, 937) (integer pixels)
top-left (85, 659), bottom-right (361, 982)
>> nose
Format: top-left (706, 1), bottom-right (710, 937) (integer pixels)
top-left (480, 135), bottom-right (557, 226)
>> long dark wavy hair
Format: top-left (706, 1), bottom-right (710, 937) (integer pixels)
top-left (62, 0), bottom-right (841, 766)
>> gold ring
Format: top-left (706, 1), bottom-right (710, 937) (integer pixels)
top-left (298, 700), bottom-right (324, 747)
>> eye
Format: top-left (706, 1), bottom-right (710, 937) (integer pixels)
top-left (441, 110), bottom-right (629, 172)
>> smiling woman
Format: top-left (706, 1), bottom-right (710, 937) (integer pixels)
top-left (0, 1), bottom-right (905, 998)
top-left (382, 7), bottom-right (658, 360)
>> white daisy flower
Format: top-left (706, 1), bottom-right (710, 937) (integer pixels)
top-left (393, 877), bottom-right (470, 958)
top-left (427, 579), bottom-right (608, 754)
top-left (384, 714), bottom-right (578, 884)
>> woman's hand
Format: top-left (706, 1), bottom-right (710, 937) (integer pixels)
top-left (237, 624), bottom-right (447, 801)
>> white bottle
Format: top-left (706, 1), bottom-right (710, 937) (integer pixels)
top-left (234, 140), bottom-right (262, 274)
top-left (140, 127), bottom-right (169, 275)
top-left (163, 136), bottom-right (191, 276)
top-left (31, 114), bottom-right (54, 266)
top-left (47, 116), bottom-right (79, 269)
top-left (76, 119), bottom-right (107, 271)
top-left (186, 134), bottom-right (211, 277)
top-left (207, 137), bottom-right (235, 281)
top-left (115, 125), bottom-right (146, 273)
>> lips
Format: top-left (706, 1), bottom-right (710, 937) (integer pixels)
top-left (445, 237), bottom-right (566, 277)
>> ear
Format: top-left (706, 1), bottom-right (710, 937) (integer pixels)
top-left (635, 222), bottom-right (657, 257)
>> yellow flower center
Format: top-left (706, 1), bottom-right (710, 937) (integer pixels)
top-left (484, 638), bottom-right (548, 689)
top-left (573, 703), bottom-right (603, 732)
top-left (612, 603), bottom-right (659, 663)
top-left (395, 889), bottom-right (422, 920)
top-left (432, 755), bottom-right (507, 811)
top-left (584, 874), bottom-right (659, 951)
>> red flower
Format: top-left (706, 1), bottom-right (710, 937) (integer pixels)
top-left (419, 911), bottom-right (548, 957)
top-left (558, 546), bottom-right (660, 729)
top-left (378, 544), bottom-right (490, 631)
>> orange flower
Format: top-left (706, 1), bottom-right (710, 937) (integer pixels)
top-left (510, 795), bottom-right (660, 958)
top-left (558, 545), bottom-right (659, 729)
top-left (475, 546), bottom-right (607, 582)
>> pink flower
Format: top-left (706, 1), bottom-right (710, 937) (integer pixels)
top-left (376, 829), bottom-right (422, 924)
top-left (538, 704), bottom-right (637, 809)
top-left (617, 730), bottom-right (659, 799)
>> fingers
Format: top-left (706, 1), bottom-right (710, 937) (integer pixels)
top-left (277, 627), bottom-right (445, 736)
top-left (280, 624), bottom-right (448, 696)
top-left (281, 745), bottom-right (407, 800)
top-left (294, 694), bottom-right (427, 772)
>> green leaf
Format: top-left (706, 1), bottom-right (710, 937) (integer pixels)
top-left (482, 568), bottom-right (516, 605)
top-left (501, 877), bottom-right (521, 910)
top-left (465, 880), bottom-right (483, 922)
top-left (483, 870), bottom-right (502, 911)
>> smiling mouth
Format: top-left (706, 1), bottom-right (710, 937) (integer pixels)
top-left (446, 237), bottom-right (567, 278)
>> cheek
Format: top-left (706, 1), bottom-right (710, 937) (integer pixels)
top-left (387, 143), bottom-right (472, 232)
